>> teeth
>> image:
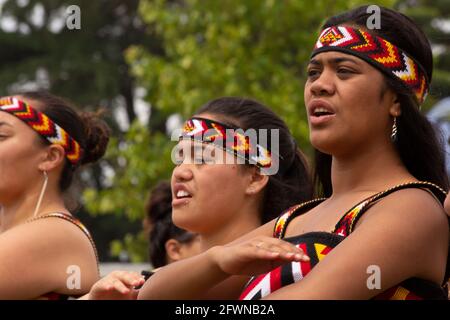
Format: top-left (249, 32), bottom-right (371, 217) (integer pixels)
top-left (314, 107), bottom-right (330, 114)
top-left (177, 190), bottom-right (191, 198)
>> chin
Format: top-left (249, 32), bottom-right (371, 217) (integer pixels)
top-left (172, 208), bottom-right (196, 231)
top-left (310, 138), bottom-right (332, 155)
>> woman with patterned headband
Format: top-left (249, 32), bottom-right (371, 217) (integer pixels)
top-left (84, 96), bottom-right (314, 299)
top-left (135, 6), bottom-right (449, 300)
top-left (0, 91), bottom-right (110, 299)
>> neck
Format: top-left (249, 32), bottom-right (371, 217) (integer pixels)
top-left (0, 185), bottom-right (67, 233)
top-left (330, 141), bottom-right (415, 197)
top-left (199, 203), bottom-right (261, 251)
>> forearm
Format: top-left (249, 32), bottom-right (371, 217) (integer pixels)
top-left (137, 246), bottom-right (229, 300)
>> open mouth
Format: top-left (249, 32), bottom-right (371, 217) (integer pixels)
top-left (312, 107), bottom-right (334, 117)
top-left (176, 190), bottom-right (192, 199)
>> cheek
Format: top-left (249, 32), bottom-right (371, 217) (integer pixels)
top-left (0, 140), bottom-right (41, 196)
top-left (174, 165), bottom-right (247, 231)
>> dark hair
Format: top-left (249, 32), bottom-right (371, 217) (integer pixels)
top-left (195, 97), bottom-right (313, 223)
top-left (18, 90), bottom-right (111, 191)
top-left (313, 6), bottom-right (449, 196)
top-left (146, 181), bottom-right (197, 268)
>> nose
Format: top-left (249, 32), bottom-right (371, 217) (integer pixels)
top-left (172, 163), bottom-right (194, 183)
top-left (309, 68), bottom-right (336, 97)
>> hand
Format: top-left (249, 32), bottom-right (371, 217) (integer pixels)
top-left (210, 236), bottom-right (310, 276)
top-left (87, 271), bottom-right (146, 300)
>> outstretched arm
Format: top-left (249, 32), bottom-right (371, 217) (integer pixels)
top-left (138, 235), bottom-right (309, 300)
top-left (137, 218), bottom-right (305, 300)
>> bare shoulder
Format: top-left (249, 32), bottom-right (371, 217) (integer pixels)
top-left (0, 215), bottom-right (99, 297)
top-left (3, 215), bottom-right (96, 256)
top-left (361, 187), bottom-right (447, 228)
top-left (355, 187), bottom-right (448, 261)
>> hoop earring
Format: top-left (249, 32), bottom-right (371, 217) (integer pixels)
top-left (390, 117), bottom-right (398, 143)
top-left (33, 171), bottom-right (48, 218)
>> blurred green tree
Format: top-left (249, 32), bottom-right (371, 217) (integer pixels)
top-left (0, 0), bottom-right (164, 261)
top-left (85, 0), bottom-right (399, 262)
top-left (395, 0), bottom-right (450, 108)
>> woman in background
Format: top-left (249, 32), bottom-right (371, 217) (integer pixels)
top-left (0, 91), bottom-right (110, 299)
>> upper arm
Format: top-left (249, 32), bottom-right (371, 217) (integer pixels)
top-left (263, 189), bottom-right (449, 300)
top-left (0, 219), bottom-right (99, 299)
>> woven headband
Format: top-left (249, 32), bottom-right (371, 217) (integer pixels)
top-left (312, 26), bottom-right (429, 105)
top-left (180, 117), bottom-right (276, 169)
top-left (0, 97), bottom-right (83, 166)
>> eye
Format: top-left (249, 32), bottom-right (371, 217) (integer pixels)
top-left (337, 68), bottom-right (355, 76)
top-left (174, 146), bottom-right (184, 165)
top-left (307, 69), bottom-right (320, 79)
top-left (194, 156), bottom-right (205, 164)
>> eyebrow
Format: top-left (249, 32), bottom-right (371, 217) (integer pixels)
top-left (182, 142), bottom-right (210, 154)
top-left (308, 57), bottom-right (360, 66)
top-left (0, 121), bottom-right (12, 127)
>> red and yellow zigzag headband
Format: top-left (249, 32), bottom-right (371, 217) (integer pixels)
top-left (312, 26), bottom-right (429, 105)
top-left (181, 117), bottom-right (274, 169)
top-left (0, 97), bottom-right (83, 165)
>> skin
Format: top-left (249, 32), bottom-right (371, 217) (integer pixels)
top-left (85, 237), bottom-right (201, 300)
top-left (165, 235), bottom-right (202, 264)
top-left (0, 97), bottom-right (99, 299)
top-left (87, 113), bottom-right (271, 299)
top-left (135, 50), bottom-right (449, 300)
top-left (445, 192), bottom-right (450, 217)
top-left (170, 122), bottom-right (269, 250)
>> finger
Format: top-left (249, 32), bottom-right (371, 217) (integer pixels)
top-left (260, 243), bottom-right (300, 261)
top-left (273, 243), bottom-right (309, 261)
top-left (113, 280), bottom-right (131, 294)
top-left (121, 274), bottom-right (145, 287)
top-left (252, 246), bottom-right (281, 259)
top-left (254, 240), bottom-right (309, 262)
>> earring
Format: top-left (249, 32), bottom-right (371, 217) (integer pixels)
top-left (33, 171), bottom-right (48, 218)
top-left (390, 117), bottom-right (398, 143)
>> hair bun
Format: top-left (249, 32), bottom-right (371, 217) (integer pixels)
top-left (79, 110), bottom-right (111, 165)
top-left (146, 181), bottom-right (173, 223)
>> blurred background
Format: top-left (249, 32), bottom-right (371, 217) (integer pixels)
top-left (0, 0), bottom-right (448, 272)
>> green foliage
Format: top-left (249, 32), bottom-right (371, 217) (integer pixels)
top-left (100, 0), bottom-right (396, 261)
top-left (84, 121), bottom-right (174, 220)
top-left (82, 121), bottom-right (175, 262)
top-left (397, 0), bottom-right (450, 108)
top-left (110, 231), bottom-right (150, 264)
top-left (129, 0), bottom-right (394, 153)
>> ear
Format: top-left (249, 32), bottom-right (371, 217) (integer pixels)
top-left (245, 167), bottom-right (269, 196)
top-left (389, 93), bottom-right (401, 117)
top-left (165, 239), bottom-right (183, 263)
top-left (38, 144), bottom-right (66, 172)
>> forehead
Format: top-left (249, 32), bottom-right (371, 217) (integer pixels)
top-left (0, 110), bottom-right (40, 141)
top-left (309, 51), bottom-right (364, 66)
top-left (0, 111), bottom-right (24, 127)
top-left (177, 138), bottom-right (222, 152)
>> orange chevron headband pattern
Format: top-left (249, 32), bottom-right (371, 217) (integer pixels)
top-left (0, 97), bottom-right (83, 165)
top-left (181, 117), bottom-right (275, 169)
top-left (312, 26), bottom-right (429, 105)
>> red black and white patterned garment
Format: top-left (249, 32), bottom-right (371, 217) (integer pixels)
top-left (239, 182), bottom-right (449, 300)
